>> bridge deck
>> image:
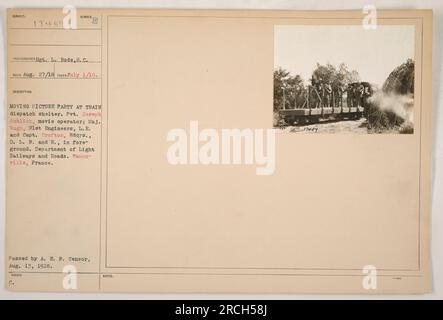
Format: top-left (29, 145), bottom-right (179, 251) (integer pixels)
top-left (279, 106), bottom-right (364, 116)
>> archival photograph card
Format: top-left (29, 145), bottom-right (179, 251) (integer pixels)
top-left (6, 8), bottom-right (432, 293)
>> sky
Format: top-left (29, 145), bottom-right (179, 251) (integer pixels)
top-left (274, 25), bottom-right (415, 86)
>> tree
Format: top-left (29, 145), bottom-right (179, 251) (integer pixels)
top-left (367, 59), bottom-right (415, 133)
top-left (273, 63), bottom-right (360, 113)
top-left (273, 68), bottom-right (304, 111)
top-left (273, 68), bottom-right (290, 111)
top-left (312, 63), bottom-right (336, 84)
top-left (312, 62), bottom-right (360, 88)
top-left (337, 63), bottom-right (360, 85)
top-left (382, 58), bottom-right (414, 95)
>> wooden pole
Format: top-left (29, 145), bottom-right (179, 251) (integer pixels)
top-left (282, 87), bottom-right (286, 110)
top-left (307, 86), bottom-right (310, 111)
top-left (294, 86), bottom-right (297, 109)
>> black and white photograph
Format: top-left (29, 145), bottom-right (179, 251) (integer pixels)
top-left (1, 0), bottom-right (442, 304)
top-left (274, 25), bottom-right (415, 133)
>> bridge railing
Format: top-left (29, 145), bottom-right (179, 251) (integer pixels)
top-left (280, 85), bottom-right (350, 111)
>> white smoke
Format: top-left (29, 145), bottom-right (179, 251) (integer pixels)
top-left (368, 90), bottom-right (414, 123)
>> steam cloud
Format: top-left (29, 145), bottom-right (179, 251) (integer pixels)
top-left (368, 90), bottom-right (414, 123)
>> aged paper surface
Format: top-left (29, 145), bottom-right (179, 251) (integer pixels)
top-left (6, 8), bottom-right (432, 293)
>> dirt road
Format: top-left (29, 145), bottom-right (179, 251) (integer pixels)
top-left (278, 118), bottom-right (369, 134)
